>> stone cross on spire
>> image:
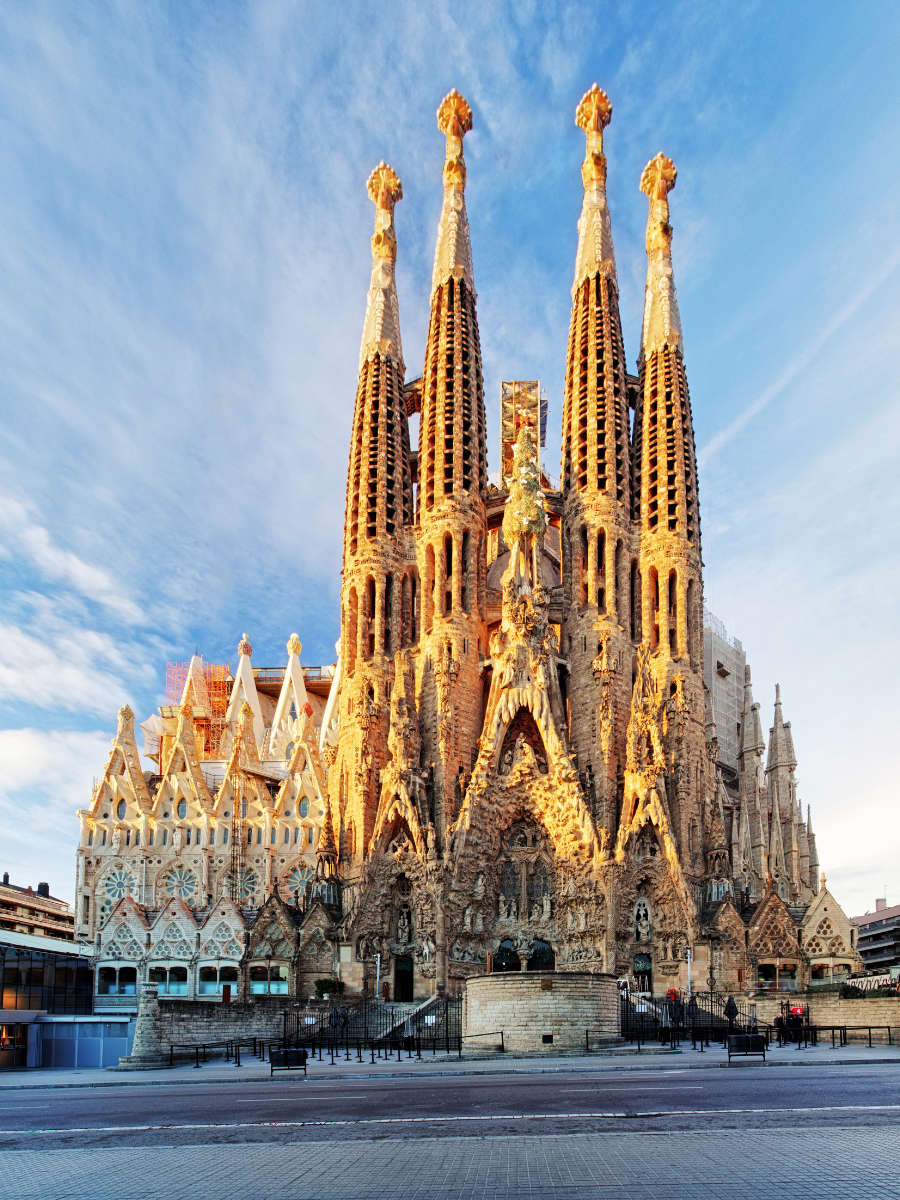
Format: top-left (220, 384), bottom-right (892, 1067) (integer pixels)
top-left (640, 152), bottom-right (683, 355)
top-left (359, 162), bottom-right (404, 371)
top-left (572, 84), bottom-right (617, 294)
top-left (431, 89), bottom-right (475, 298)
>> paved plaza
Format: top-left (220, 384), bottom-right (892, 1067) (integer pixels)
top-left (5, 1127), bottom-right (900, 1199)
top-left (1, 1053), bottom-right (899, 1198)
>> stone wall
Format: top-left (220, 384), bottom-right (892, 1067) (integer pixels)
top-left (463, 971), bottom-right (619, 1052)
top-left (753, 994), bottom-right (900, 1033)
top-left (155, 997), bottom-right (293, 1046)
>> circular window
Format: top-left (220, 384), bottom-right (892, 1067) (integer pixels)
top-left (177, 799), bottom-right (187, 819)
top-left (236, 868), bottom-right (260, 902)
top-left (116, 799), bottom-right (126, 820)
top-left (165, 869), bottom-right (196, 899)
top-left (104, 870), bottom-right (132, 900)
top-left (286, 866), bottom-right (314, 897)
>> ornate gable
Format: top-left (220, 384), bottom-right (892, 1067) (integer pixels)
top-left (748, 888), bottom-right (799, 959)
top-left (245, 893), bottom-right (299, 962)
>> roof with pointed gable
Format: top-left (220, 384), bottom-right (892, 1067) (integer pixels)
top-left (225, 634), bottom-right (265, 750)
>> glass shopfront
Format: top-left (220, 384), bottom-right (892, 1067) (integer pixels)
top-left (1, 943), bottom-right (93, 1014)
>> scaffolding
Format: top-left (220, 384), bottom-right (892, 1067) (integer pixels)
top-left (165, 659), bottom-right (231, 760)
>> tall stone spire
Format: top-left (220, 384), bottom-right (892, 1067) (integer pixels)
top-left (334, 162), bottom-right (416, 868)
top-left (633, 154), bottom-right (701, 660)
top-left (633, 154), bottom-right (698, 546)
top-left (766, 684), bottom-right (798, 822)
top-left (559, 85), bottom-right (633, 844)
top-left (345, 162), bottom-right (413, 563)
top-left (416, 87), bottom-right (487, 842)
top-left (419, 89), bottom-right (487, 511)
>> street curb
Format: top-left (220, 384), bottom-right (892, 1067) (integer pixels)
top-left (1, 1054), bottom-right (899, 1089)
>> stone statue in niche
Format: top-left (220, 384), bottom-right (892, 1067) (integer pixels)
top-left (473, 875), bottom-right (485, 899)
top-left (111, 827), bottom-right (123, 854)
top-left (397, 908), bottom-right (411, 944)
top-left (635, 899), bottom-right (651, 943)
top-left (529, 902), bottom-right (541, 922)
top-left (172, 827), bottom-right (183, 853)
top-left (542, 894), bottom-right (551, 923)
top-left (462, 906), bottom-right (473, 931)
top-left (473, 910), bottom-right (484, 933)
top-left (577, 906), bottom-right (588, 932)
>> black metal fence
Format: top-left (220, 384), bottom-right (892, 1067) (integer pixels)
top-left (618, 990), bottom-right (773, 1049)
top-left (283, 996), bottom-right (464, 1060)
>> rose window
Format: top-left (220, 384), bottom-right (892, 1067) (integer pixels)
top-left (236, 868), bottom-right (260, 902)
top-left (286, 867), bottom-right (314, 897)
top-left (105, 870), bottom-right (133, 900)
top-left (165, 869), bottom-right (197, 899)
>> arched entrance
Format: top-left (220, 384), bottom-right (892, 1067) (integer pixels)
top-left (394, 955), bottom-right (414, 1001)
top-left (492, 939), bottom-right (521, 972)
top-left (527, 940), bottom-right (555, 971)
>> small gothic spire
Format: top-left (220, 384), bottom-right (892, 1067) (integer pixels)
top-left (359, 162), bottom-right (404, 371)
top-left (572, 84), bottom-right (617, 293)
top-left (639, 152), bottom-right (683, 356)
top-left (431, 90), bottom-right (475, 298)
top-left (316, 795), bottom-right (339, 881)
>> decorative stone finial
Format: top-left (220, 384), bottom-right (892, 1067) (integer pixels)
top-left (238, 633), bottom-right (252, 657)
top-left (118, 704), bottom-right (134, 727)
top-left (639, 153), bottom-right (682, 355)
top-left (640, 153), bottom-right (676, 256)
top-left (571, 85), bottom-right (617, 292)
top-left (286, 633), bottom-right (302, 657)
top-left (820, 872), bottom-right (826, 891)
top-left (366, 162), bottom-right (403, 264)
top-left (437, 90), bottom-right (472, 192)
top-left (437, 89), bottom-right (473, 141)
top-left (576, 84), bottom-right (612, 188)
top-left (431, 90), bottom-right (476, 298)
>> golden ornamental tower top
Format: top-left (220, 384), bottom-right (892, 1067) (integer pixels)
top-left (640, 152), bottom-right (683, 356)
top-left (571, 84), bottom-right (617, 294)
top-left (431, 89), bottom-right (475, 298)
top-left (437, 89), bottom-right (473, 188)
top-left (359, 161), bottom-right (405, 370)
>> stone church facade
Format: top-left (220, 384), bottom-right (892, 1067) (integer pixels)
top-left (74, 87), bottom-right (859, 1008)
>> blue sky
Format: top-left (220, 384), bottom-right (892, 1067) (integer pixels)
top-left (1, 1), bottom-right (898, 918)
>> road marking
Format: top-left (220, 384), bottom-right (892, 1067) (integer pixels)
top-left (3, 1104), bottom-right (899, 1135)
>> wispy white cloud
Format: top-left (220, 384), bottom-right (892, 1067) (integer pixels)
top-left (0, 495), bottom-right (143, 623)
top-left (0, 727), bottom-right (109, 899)
top-left (701, 249), bottom-right (900, 460)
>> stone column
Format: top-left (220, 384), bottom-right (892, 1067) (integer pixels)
top-left (113, 982), bottom-right (169, 1070)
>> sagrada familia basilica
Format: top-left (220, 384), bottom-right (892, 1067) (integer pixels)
top-left (75, 87), bottom-right (859, 1006)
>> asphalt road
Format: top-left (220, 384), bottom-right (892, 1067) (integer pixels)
top-left (2, 1063), bottom-right (898, 1150)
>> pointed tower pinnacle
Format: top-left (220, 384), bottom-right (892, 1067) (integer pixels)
top-left (640, 153), bottom-right (682, 357)
top-left (431, 89), bottom-right (475, 299)
top-left (572, 84), bottom-right (616, 293)
top-left (739, 666), bottom-right (766, 762)
top-left (359, 162), bottom-right (404, 372)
